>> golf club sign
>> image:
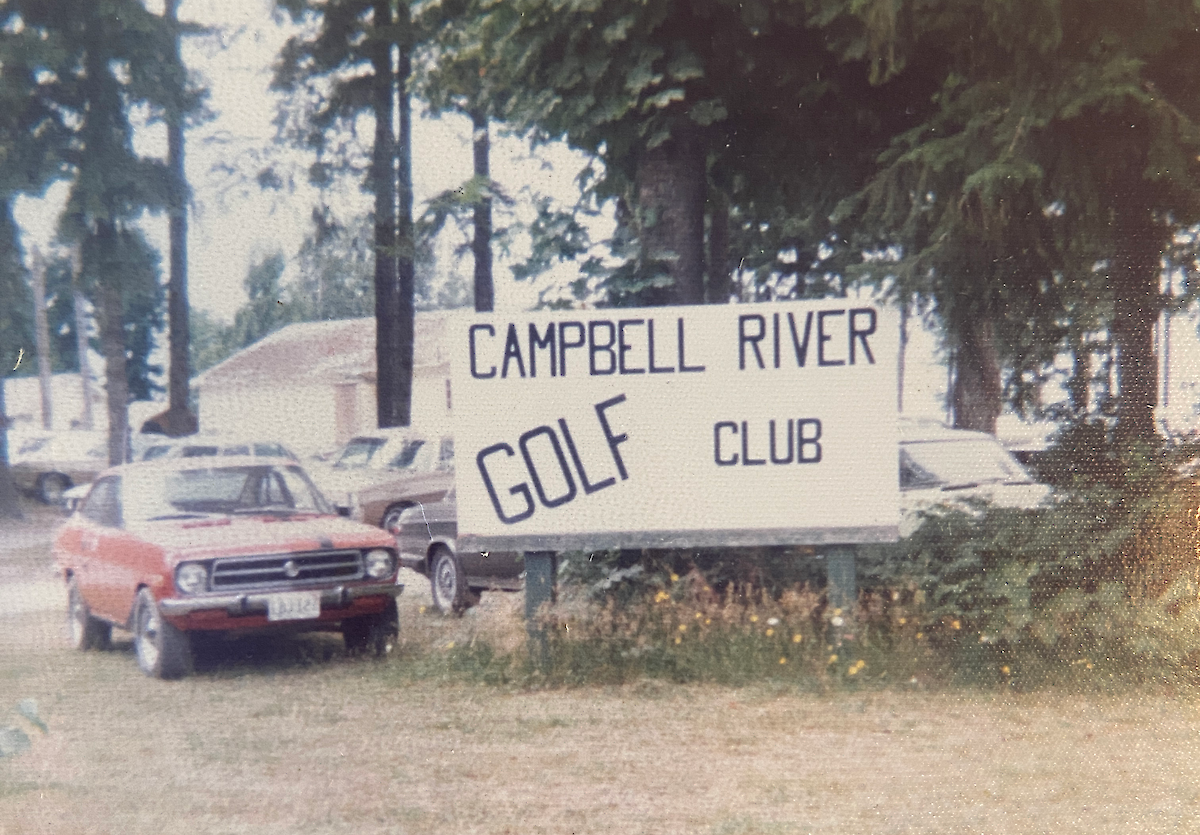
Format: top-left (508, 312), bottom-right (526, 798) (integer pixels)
top-left (453, 300), bottom-right (899, 552)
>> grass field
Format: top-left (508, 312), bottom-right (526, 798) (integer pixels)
top-left (4, 503), bottom-right (1200, 834)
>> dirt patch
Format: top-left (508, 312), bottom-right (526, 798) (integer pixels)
top-left (2, 593), bottom-right (1199, 835)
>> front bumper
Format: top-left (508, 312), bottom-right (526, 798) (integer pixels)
top-left (158, 582), bottom-right (404, 618)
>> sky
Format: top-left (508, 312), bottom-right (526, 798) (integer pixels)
top-left (12, 0), bottom-right (1200, 434)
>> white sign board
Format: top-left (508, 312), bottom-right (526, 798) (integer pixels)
top-left (452, 300), bottom-right (899, 551)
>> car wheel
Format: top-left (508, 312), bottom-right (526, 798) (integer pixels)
top-left (133, 588), bottom-right (192, 679)
top-left (342, 599), bottom-right (399, 658)
top-left (37, 472), bottom-right (70, 505)
top-left (430, 546), bottom-right (476, 615)
top-left (67, 579), bottom-right (111, 651)
top-left (381, 503), bottom-right (410, 536)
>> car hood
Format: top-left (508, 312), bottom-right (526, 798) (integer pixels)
top-left (899, 480), bottom-right (1053, 537)
top-left (125, 514), bottom-right (394, 562)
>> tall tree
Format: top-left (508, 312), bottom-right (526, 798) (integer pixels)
top-left (417, 0), bottom-right (508, 311)
top-left (162, 0), bottom-right (198, 437)
top-left (13, 0), bottom-right (182, 464)
top-left (830, 0), bottom-right (1200, 443)
top-left (273, 0), bottom-right (417, 428)
top-left (479, 0), bottom-right (926, 310)
top-left (0, 203), bottom-right (35, 518)
top-left (0, 0), bottom-right (76, 515)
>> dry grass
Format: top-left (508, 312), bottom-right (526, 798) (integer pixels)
top-left (4, 512), bottom-right (1200, 834)
top-left (4, 594), bottom-right (1200, 833)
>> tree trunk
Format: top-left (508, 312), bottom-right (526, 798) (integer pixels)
top-left (394, 0), bottom-right (415, 426)
top-left (471, 108), bottom-right (493, 313)
top-left (0, 377), bottom-right (21, 519)
top-left (705, 191), bottom-right (730, 304)
top-left (163, 0), bottom-right (196, 437)
top-left (636, 129), bottom-right (706, 305)
top-left (1110, 206), bottom-right (1162, 447)
top-left (31, 247), bottom-right (53, 430)
top-left (1066, 331), bottom-right (1090, 419)
top-left (96, 231), bottom-right (129, 466)
top-left (951, 316), bottom-right (1002, 434)
top-left (72, 244), bottom-right (94, 430)
top-left (372, 0), bottom-right (402, 428)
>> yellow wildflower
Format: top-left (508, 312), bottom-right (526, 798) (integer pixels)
top-left (678, 623), bottom-right (687, 632)
top-left (1001, 665), bottom-right (1011, 675)
top-left (750, 615), bottom-right (759, 623)
top-left (695, 611), bottom-right (703, 619)
top-left (951, 619), bottom-right (961, 630)
top-left (670, 572), bottom-right (680, 583)
top-left (765, 628), bottom-right (775, 637)
top-left (828, 654), bottom-right (838, 664)
top-left (419, 606), bottom-right (426, 614)
top-left (792, 633), bottom-right (803, 643)
top-left (916, 632), bottom-right (924, 640)
top-left (674, 636), bottom-right (682, 645)
top-left (779, 657), bottom-right (787, 665)
top-left (446, 641), bottom-right (456, 650)
top-left (898, 617), bottom-right (906, 625)
top-left (654, 590), bottom-right (669, 603)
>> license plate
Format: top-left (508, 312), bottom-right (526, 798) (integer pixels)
top-left (266, 591), bottom-right (321, 622)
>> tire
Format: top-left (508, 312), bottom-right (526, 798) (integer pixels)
top-left (37, 472), bottom-right (70, 505)
top-left (67, 579), bottom-right (111, 651)
top-left (429, 547), bottom-right (476, 615)
top-left (381, 503), bottom-right (410, 536)
top-left (342, 598), bottom-right (399, 658)
top-left (133, 588), bottom-right (193, 679)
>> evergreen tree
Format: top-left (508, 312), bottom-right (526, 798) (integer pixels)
top-left (830, 0), bottom-right (1200, 442)
top-left (273, 0), bottom-right (417, 428)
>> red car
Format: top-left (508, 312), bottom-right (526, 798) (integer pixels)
top-left (54, 457), bottom-right (403, 679)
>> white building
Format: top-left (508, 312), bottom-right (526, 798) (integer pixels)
top-left (192, 315), bottom-right (452, 456)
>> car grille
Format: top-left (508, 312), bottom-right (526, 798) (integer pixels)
top-left (210, 550), bottom-right (364, 590)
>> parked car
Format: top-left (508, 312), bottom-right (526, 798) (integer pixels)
top-left (61, 434), bottom-right (299, 511)
top-left (53, 457), bottom-right (402, 678)
top-left (138, 435), bottom-right (298, 462)
top-left (899, 417), bottom-right (1052, 533)
top-left (11, 430), bottom-right (108, 504)
top-left (395, 420), bottom-right (1051, 614)
top-left (394, 487), bottom-right (522, 614)
top-left (308, 428), bottom-right (455, 534)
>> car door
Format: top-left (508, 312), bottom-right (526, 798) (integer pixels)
top-left (73, 476), bottom-right (124, 621)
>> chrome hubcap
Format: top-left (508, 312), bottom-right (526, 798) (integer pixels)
top-left (136, 603), bottom-right (160, 670)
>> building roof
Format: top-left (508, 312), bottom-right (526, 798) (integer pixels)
top-left (193, 314), bottom-right (452, 391)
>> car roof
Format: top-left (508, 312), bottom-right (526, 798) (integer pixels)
top-left (898, 417), bottom-right (998, 444)
top-left (96, 455), bottom-right (305, 480)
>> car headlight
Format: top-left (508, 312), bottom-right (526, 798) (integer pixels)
top-left (175, 562), bottom-right (209, 595)
top-left (363, 549), bottom-right (394, 580)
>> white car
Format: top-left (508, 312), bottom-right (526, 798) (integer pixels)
top-left (61, 434), bottom-right (298, 511)
top-left (899, 418), bottom-right (1052, 535)
top-left (11, 430), bottom-right (108, 504)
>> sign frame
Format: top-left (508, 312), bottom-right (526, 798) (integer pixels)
top-left (451, 300), bottom-right (900, 552)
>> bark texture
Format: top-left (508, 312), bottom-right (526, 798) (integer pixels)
top-left (951, 316), bottom-right (1003, 434)
top-left (472, 109), bottom-right (493, 313)
top-left (636, 130), bottom-right (706, 305)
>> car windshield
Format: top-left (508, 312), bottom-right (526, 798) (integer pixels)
top-left (900, 439), bottom-right (1032, 490)
top-left (385, 439), bottom-right (427, 470)
top-left (335, 437), bottom-right (388, 468)
top-left (123, 465), bottom-right (332, 520)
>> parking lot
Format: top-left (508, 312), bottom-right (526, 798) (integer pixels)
top-left (4, 504), bottom-right (1200, 834)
